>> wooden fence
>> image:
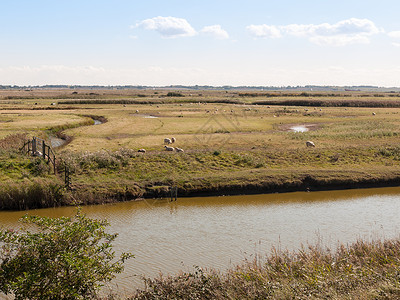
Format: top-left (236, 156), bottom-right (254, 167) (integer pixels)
top-left (20, 137), bottom-right (71, 189)
top-left (21, 137), bottom-right (56, 174)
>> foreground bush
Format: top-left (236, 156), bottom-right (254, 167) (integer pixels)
top-left (132, 239), bottom-right (400, 299)
top-left (0, 209), bottom-right (133, 299)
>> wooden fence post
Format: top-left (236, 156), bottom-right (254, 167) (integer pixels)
top-left (53, 156), bottom-right (56, 174)
top-left (65, 166), bottom-right (71, 189)
top-left (32, 137), bottom-right (36, 155)
top-left (170, 186), bottom-right (178, 201)
top-left (42, 140), bottom-right (46, 159)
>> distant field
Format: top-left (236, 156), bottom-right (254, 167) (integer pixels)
top-left (1, 89), bottom-right (400, 153)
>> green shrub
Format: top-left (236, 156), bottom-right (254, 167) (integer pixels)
top-left (0, 209), bottom-right (133, 299)
top-left (60, 149), bottom-right (139, 173)
top-left (166, 92), bottom-right (184, 97)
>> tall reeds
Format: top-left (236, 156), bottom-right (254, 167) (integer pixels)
top-left (0, 178), bottom-right (66, 210)
top-left (132, 238), bottom-right (400, 299)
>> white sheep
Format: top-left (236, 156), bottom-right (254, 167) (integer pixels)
top-left (175, 147), bottom-right (184, 152)
top-left (164, 146), bottom-right (174, 151)
top-left (164, 138), bottom-right (172, 144)
top-left (372, 112), bottom-right (376, 116)
top-left (171, 137), bottom-right (176, 143)
top-left (138, 149), bottom-right (146, 153)
top-left (306, 141), bottom-right (315, 147)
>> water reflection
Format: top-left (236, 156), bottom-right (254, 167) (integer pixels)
top-left (289, 125), bottom-right (309, 132)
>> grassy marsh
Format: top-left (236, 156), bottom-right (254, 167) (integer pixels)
top-left (1, 89), bottom-right (400, 207)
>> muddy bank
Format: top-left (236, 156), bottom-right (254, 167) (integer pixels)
top-left (2, 171), bottom-right (400, 211)
top-left (65, 171), bottom-right (400, 208)
top-left (145, 174), bottom-right (400, 199)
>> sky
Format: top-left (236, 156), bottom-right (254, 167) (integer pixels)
top-left (1, 0), bottom-right (400, 87)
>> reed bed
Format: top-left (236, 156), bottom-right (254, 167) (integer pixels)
top-left (0, 178), bottom-right (66, 210)
top-left (131, 238), bottom-right (400, 299)
top-left (254, 99), bottom-right (400, 108)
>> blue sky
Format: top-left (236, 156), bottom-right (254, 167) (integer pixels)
top-left (1, 0), bottom-right (400, 86)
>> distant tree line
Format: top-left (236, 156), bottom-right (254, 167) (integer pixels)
top-left (1, 85), bottom-right (399, 92)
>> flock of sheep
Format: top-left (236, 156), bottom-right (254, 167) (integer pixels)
top-left (163, 137), bottom-right (184, 152)
top-left (137, 137), bottom-right (184, 153)
top-left (137, 137), bottom-right (315, 153)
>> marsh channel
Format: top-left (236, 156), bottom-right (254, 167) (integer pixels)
top-left (49, 119), bottom-right (103, 148)
top-left (1, 187), bottom-right (400, 294)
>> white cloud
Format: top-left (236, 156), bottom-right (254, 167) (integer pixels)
top-left (392, 42), bottom-right (400, 47)
top-left (8, 65), bottom-right (106, 74)
top-left (388, 31), bottom-right (400, 38)
top-left (248, 18), bottom-right (381, 46)
top-left (310, 18), bottom-right (380, 36)
top-left (0, 65), bottom-right (107, 85)
top-left (135, 16), bottom-right (196, 38)
top-left (310, 35), bottom-right (370, 46)
top-left (200, 25), bottom-right (229, 39)
top-left (246, 25), bottom-right (281, 38)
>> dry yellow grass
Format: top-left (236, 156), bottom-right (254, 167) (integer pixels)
top-left (1, 94), bottom-right (400, 153)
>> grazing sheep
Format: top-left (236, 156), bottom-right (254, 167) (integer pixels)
top-left (164, 138), bottom-right (172, 144)
top-left (175, 147), bottom-right (184, 152)
top-left (135, 110), bottom-right (139, 113)
top-left (306, 141), bottom-right (315, 147)
top-left (138, 149), bottom-right (146, 153)
top-left (372, 112), bottom-right (376, 116)
top-left (171, 137), bottom-right (176, 143)
top-left (164, 146), bottom-right (174, 151)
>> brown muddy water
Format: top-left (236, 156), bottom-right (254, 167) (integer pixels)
top-left (1, 187), bottom-right (400, 295)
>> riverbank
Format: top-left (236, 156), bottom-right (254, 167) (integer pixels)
top-left (60, 145), bottom-right (400, 206)
top-left (2, 142), bottom-right (400, 210)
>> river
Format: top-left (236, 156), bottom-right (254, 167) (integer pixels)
top-left (1, 187), bottom-right (400, 295)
